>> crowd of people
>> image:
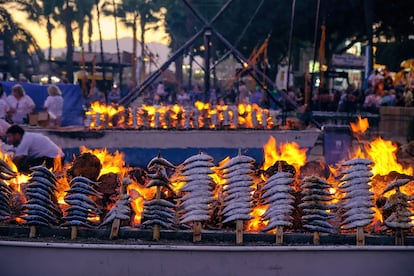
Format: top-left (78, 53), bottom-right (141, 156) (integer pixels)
top-left (310, 69), bottom-right (414, 114)
top-left (141, 79), bottom-right (286, 110)
top-left (0, 83), bottom-right (64, 131)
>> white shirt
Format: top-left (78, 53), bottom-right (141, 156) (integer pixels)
top-left (7, 95), bottom-right (35, 124)
top-left (0, 98), bottom-right (10, 119)
top-left (44, 95), bottom-right (63, 117)
top-left (15, 132), bottom-right (64, 159)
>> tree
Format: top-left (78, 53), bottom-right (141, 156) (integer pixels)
top-left (0, 1), bottom-right (44, 79)
top-left (102, 0), bottom-right (122, 84)
top-left (14, 0), bottom-right (60, 62)
top-left (117, 0), bottom-right (162, 86)
top-left (74, 0), bottom-right (95, 49)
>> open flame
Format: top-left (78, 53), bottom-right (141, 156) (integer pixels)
top-left (350, 115), bottom-right (369, 134)
top-left (246, 204), bottom-right (268, 232)
top-left (262, 136), bottom-right (307, 171)
top-left (0, 150), bottom-right (29, 192)
top-left (365, 137), bottom-right (412, 176)
top-left (86, 102), bottom-right (126, 129)
top-left (346, 118), bottom-right (414, 227)
top-left (80, 146), bottom-right (127, 177)
top-left (86, 101), bottom-right (277, 130)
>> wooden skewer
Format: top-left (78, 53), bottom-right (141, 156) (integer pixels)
top-left (109, 219), bottom-right (121, 240)
top-left (313, 231), bottom-right (320, 245)
top-left (193, 221), bottom-right (202, 242)
top-left (356, 226), bottom-right (365, 245)
top-left (275, 164), bottom-right (284, 246)
top-left (110, 179), bottom-right (128, 240)
top-left (236, 220), bottom-right (244, 245)
top-left (29, 226), bottom-right (36, 238)
top-left (275, 226), bottom-right (283, 245)
top-left (71, 226), bottom-right (78, 240)
top-left (395, 229), bottom-right (404, 246)
top-left (153, 186), bottom-right (161, 241)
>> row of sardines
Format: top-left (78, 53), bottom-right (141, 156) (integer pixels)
top-left (0, 154), bottom-right (413, 234)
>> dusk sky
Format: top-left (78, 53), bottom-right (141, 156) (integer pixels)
top-left (10, 5), bottom-right (168, 50)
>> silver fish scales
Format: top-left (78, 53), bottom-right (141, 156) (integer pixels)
top-left (262, 185), bottom-right (294, 198)
top-left (181, 167), bottom-right (214, 176)
top-left (183, 152), bottom-right (213, 165)
top-left (222, 207), bottom-right (251, 218)
top-left (383, 179), bottom-right (411, 194)
top-left (222, 202), bottom-right (252, 214)
top-left (267, 172), bottom-right (293, 182)
top-left (222, 168), bottom-right (254, 179)
top-left (262, 219), bottom-right (292, 232)
top-left (221, 163), bottom-right (253, 174)
top-left (342, 158), bottom-right (373, 166)
top-left (182, 190), bottom-right (214, 201)
top-left (181, 160), bottom-right (215, 171)
top-left (144, 199), bottom-right (176, 209)
top-left (222, 213), bottom-right (252, 224)
top-left (342, 213), bottom-right (373, 225)
top-left (341, 170), bottom-right (373, 181)
top-left (181, 214), bottom-right (210, 224)
top-left (219, 155), bottom-right (255, 170)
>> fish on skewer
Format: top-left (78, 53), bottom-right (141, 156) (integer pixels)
top-left (21, 166), bottom-right (61, 237)
top-left (141, 154), bottom-right (176, 240)
top-left (339, 158), bottom-right (374, 245)
top-left (261, 171), bottom-right (295, 244)
top-left (62, 175), bottom-right (102, 239)
top-left (299, 175), bottom-right (336, 244)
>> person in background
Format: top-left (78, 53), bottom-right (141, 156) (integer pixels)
top-left (238, 80), bottom-right (250, 104)
top-left (43, 84), bottom-right (64, 127)
top-left (251, 86), bottom-right (263, 107)
top-left (154, 81), bottom-right (168, 104)
top-left (0, 119), bottom-right (10, 140)
top-left (85, 86), bottom-right (106, 107)
top-left (363, 88), bottom-right (381, 113)
top-left (6, 84), bottom-right (35, 124)
top-left (176, 87), bottom-right (191, 106)
top-left (0, 84), bottom-right (10, 120)
top-left (107, 85), bottom-right (121, 104)
top-left (6, 125), bottom-right (64, 173)
top-left (404, 88), bottom-right (413, 107)
top-left (190, 84), bottom-right (204, 103)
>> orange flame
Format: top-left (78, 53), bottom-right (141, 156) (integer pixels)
top-left (246, 204), bottom-right (268, 232)
top-left (86, 101), bottom-right (275, 130)
top-left (262, 136), bottom-right (307, 171)
top-left (86, 101), bottom-right (125, 129)
top-left (350, 115), bottom-right (369, 134)
top-left (80, 146), bottom-right (127, 177)
top-left (127, 182), bottom-right (156, 225)
top-left (365, 137), bottom-right (412, 176)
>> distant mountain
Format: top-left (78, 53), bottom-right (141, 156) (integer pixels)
top-left (47, 37), bottom-right (171, 65)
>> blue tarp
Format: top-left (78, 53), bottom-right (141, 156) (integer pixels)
top-left (1, 81), bottom-right (84, 126)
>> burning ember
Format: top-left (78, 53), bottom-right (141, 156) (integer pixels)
top-left (85, 101), bottom-right (278, 130)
